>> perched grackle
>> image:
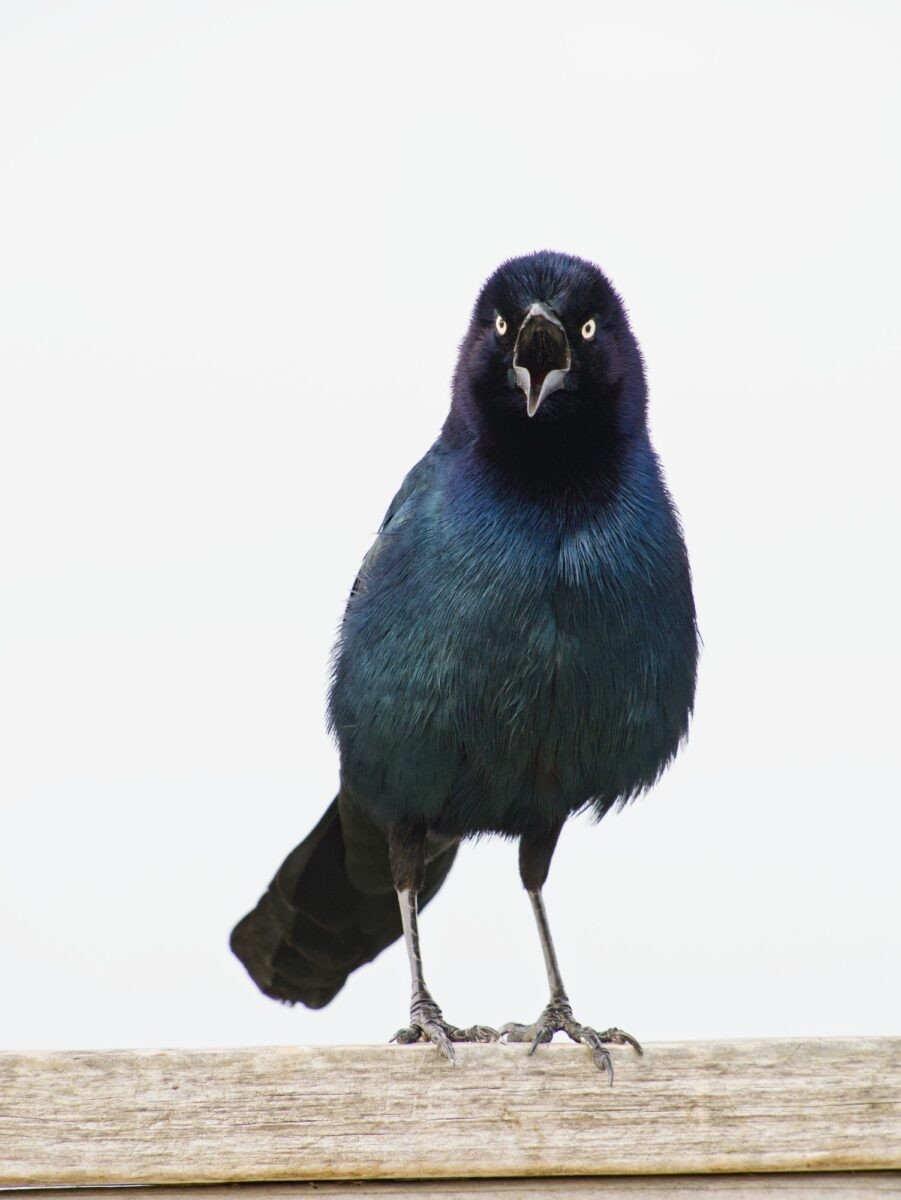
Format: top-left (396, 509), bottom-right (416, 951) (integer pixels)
top-left (231, 251), bottom-right (698, 1079)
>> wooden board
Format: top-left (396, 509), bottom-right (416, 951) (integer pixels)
top-left (1, 1039), bottom-right (899, 1187)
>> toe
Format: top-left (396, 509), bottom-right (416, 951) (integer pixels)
top-left (577, 1029), bottom-right (615, 1083)
top-left (598, 1026), bottom-right (643, 1055)
top-left (423, 1021), bottom-right (457, 1064)
top-left (461, 1024), bottom-right (499, 1043)
top-left (391, 1025), bottom-right (422, 1045)
top-left (591, 1043), bottom-right (615, 1083)
top-left (498, 1022), bottom-right (533, 1043)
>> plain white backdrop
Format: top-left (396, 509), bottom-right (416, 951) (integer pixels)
top-left (1, 1), bottom-right (899, 1053)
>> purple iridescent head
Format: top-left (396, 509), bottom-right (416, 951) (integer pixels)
top-left (451, 251), bottom-right (647, 441)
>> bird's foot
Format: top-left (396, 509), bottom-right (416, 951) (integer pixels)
top-left (499, 999), bottom-right (642, 1083)
top-left (391, 994), bottom-right (498, 1064)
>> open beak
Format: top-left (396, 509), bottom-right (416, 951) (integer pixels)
top-left (512, 302), bottom-right (571, 417)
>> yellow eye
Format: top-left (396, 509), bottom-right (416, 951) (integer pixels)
top-left (581, 318), bottom-right (596, 340)
top-left (495, 314), bottom-right (507, 335)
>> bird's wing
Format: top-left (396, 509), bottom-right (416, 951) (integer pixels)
top-left (349, 444), bottom-right (440, 599)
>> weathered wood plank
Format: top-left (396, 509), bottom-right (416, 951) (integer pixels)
top-left (1, 1039), bottom-right (899, 1187)
top-left (9, 1175), bottom-right (901, 1198)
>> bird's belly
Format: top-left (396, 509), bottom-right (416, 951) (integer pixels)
top-left (334, 553), bottom-right (692, 837)
top-left (439, 593), bottom-right (683, 834)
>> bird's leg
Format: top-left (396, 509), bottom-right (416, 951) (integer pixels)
top-left (388, 822), bottom-right (497, 1063)
top-left (499, 826), bottom-right (642, 1082)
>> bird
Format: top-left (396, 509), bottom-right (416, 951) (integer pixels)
top-left (231, 250), bottom-right (698, 1080)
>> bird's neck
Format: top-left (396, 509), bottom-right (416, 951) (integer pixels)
top-left (444, 390), bottom-right (645, 510)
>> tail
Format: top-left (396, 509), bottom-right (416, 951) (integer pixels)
top-left (230, 792), bottom-right (457, 1008)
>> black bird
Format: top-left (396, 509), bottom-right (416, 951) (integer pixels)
top-left (231, 251), bottom-right (698, 1078)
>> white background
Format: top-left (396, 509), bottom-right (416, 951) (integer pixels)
top-left (1, 1), bottom-right (899, 1053)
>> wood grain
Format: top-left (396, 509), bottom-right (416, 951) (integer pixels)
top-left (1, 1039), bottom-right (899, 1187)
top-left (8, 1176), bottom-right (901, 1198)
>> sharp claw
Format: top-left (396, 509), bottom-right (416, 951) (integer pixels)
top-left (593, 1046), bottom-right (614, 1083)
top-left (578, 1029), bottom-right (615, 1082)
top-left (391, 1025), bottom-right (421, 1045)
top-left (599, 1026), bottom-right (643, 1055)
top-left (527, 1026), bottom-right (553, 1055)
top-left (426, 1027), bottom-right (456, 1065)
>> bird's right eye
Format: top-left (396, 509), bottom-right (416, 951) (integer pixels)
top-left (495, 314), bottom-right (507, 335)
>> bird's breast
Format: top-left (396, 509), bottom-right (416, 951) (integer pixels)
top-left (331, 468), bottom-right (696, 834)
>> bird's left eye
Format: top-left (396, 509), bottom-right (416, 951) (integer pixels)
top-left (581, 318), bottom-right (596, 340)
top-left (495, 314), bottom-right (507, 335)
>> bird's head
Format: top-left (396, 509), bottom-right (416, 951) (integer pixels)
top-left (451, 251), bottom-right (646, 445)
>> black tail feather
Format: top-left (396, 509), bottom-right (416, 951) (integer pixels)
top-left (230, 793), bottom-right (457, 1008)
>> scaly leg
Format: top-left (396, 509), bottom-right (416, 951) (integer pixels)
top-left (389, 823), bottom-right (497, 1063)
top-left (499, 825), bottom-right (642, 1082)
